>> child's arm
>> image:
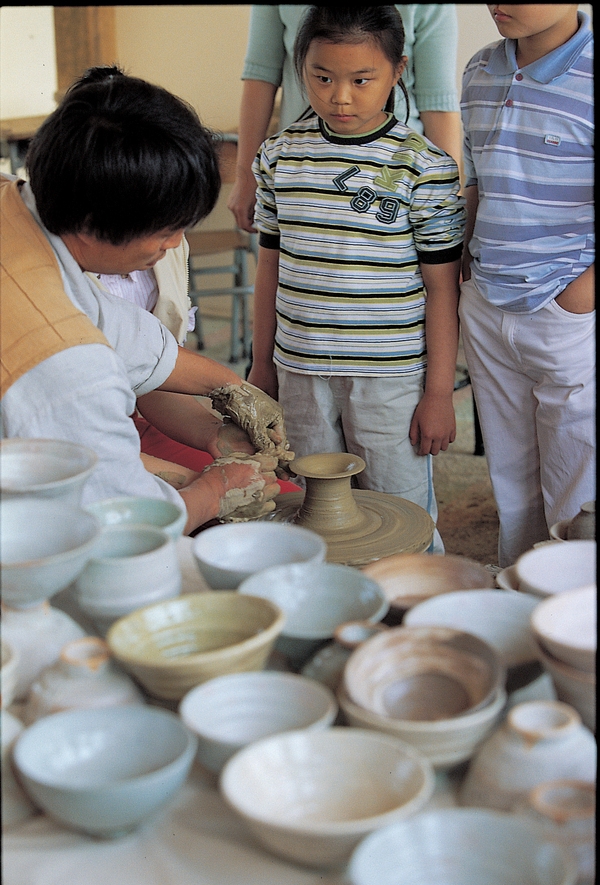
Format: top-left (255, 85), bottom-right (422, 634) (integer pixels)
top-left (247, 245), bottom-right (280, 399)
top-left (409, 259), bottom-right (460, 456)
top-left (461, 185), bottom-right (479, 282)
top-left (555, 263), bottom-right (595, 315)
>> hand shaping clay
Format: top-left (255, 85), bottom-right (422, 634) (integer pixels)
top-left (202, 453), bottom-right (279, 523)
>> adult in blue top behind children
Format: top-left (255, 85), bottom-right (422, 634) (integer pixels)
top-left (460, 4), bottom-right (594, 567)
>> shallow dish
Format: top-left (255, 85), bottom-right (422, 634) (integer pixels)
top-left (337, 684), bottom-right (507, 770)
top-left (192, 521), bottom-right (327, 589)
top-left (238, 562), bottom-right (388, 667)
top-left (85, 496), bottom-right (187, 541)
top-left (343, 625), bottom-right (504, 722)
top-left (0, 498), bottom-right (100, 608)
top-left (360, 552), bottom-right (494, 613)
top-left (404, 589), bottom-right (539, 669)
top-left (530, 585), bottom-right (596, 674)
top-left (514, 541), bottom-right (596, 597)
top-left (106, 592), bottom-right (286, 700)
top-left (179, 671), bottom-right (337, 773)
top-left (0, 437), bottom-right (97, 505)
top-left (346, 808), bottom-right (578, 885)
top-left (219, 726), bottom-right (434, 868)
top-left (13, 706), bottom-right (197, 837)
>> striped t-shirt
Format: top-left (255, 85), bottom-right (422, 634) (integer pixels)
top-left (253, 113), bottom-right (464, 376)
top-left (461, 12), bottom-right (594, 313)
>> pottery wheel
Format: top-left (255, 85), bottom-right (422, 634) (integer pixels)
top-left (269, 490), bottom-right (434, 567)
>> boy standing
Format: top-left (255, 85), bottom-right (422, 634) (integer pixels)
top-left (460, 5), bottom-right (594, 567)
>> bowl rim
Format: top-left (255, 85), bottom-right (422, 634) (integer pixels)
top-left (106, 592), bottom-right (286, 667)
top-left (533, 636), bottom-right (596, 683)
top-left (0, 437), bottom-right (98, 492)
top-left (86, 495), bottom-right (186, 521)
top-left (514, 539), bottom-right (597, 594)
top-left (529, 585), bottom-right (596, 654)
top-left (13, 706), bottom-right (198, 790)
top-left (0, 505), bottom-right (100, 568)
top-left (192, 522), bottom-right (326, 570)
top-left (219, 726), bottom-right (435, 835)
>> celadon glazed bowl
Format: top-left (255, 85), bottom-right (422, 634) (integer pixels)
top-left (86, 496), bottom-right (187, 541)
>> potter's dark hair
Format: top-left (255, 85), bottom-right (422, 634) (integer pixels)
top-left (293, 6), bottom-right (410, 120)
top-left (26, 65), bottom-right (220, 244)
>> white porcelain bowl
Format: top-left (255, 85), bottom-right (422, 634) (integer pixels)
top-left (179, 671), bottom-right (337, 774)
top-left (238, 562), bottom-right (389, 667)
top-left (0, 438), bottom-right (97, 505)
top-left (347, 808), bottom-right (578, 885)
top-left (86, 496), bottom-right (187, 541)
top-left (220, 726), bottom-right (434, 868)
top-left (530, 585), bottom-right (596, 674)
top-left (12, 706), bottom-right (197, 837)
top-left (514, 541), bottom-right (596, 597)
top-left (533, 639), bottom-right (596, 732)
top-left (0, 498), bottom-right (100, 608)
top-left (404, 589), bottom-right (539, 670)
top-left (338, 684), bottom-right (507, 770)
top-left (343, 625), bottom-right (504, 722)
top-left (192, 522), bottom-right (327, 589)
top-left (75, 525), bottom-right (181, 632)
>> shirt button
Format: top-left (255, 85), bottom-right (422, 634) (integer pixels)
top-left (515, 73), bottom-right (523, 81)
top-left (506, 99), bottom-right (514, 107)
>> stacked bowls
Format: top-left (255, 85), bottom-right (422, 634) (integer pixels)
top-left (338, 625), bottom-right (506, 769)
top-left (530, 586), bottom-right (596, 730)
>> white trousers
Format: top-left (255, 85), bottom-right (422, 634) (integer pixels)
top-left (276, 367), bottom-right (442, 553)
top-left (459, 279), bottom-right (596, 567)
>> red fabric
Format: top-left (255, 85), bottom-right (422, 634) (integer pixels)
top-left (134, 414), bottom-right (301, 494)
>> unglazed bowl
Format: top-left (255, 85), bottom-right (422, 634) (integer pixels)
top-left (337, 683), bottom-right (507, 770)
top-left (219, 726), bottom-right (434, 868)
top-left (514, 540), bottom-right (596, 597)
top-left (343, 625), bottom-right (504, 722)
top-left (530, 585), bottom-right (596, 674)
top-left (12, 706), bottom-right (197, 837)
top-left (85, 496), bottom-right (187, 541)
top-left (533, 639), bottom-right (596, 732)
top-left (346, 808), bottom-right (578, 885)
top-left (0, 437), bottom-right (97, 505)
top-left (0, 498), bottom-right (100, 608)
top-left (179, 671), bottom-right (337, 773)
top-left (238, 562), bottom-right (388, 667)
top-left (192, 522), bottom-right (327, 589)
top-left (106, 592), bottom-right (286, 700)
top-left (360, 552), bottom-right (494, 614)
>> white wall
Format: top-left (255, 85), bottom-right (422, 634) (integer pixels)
top-left (0, 6), bottom-right (57, 118)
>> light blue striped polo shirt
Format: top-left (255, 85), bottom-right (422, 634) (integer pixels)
top-left (461, 11), bottom-right (594, 313)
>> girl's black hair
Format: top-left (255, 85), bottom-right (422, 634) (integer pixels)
top-left (26, 65), bottom-right (221, 244)
top-left (293, 6), bottom-right (410, 123)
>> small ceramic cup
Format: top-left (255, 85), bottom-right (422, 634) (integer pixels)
top-left (75, 525), bottom-right (181, 632)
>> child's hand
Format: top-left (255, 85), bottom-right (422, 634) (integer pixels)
top-left (409, 393), bottom-right (456, 456)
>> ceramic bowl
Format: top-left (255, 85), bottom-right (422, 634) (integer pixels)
top-left (533, 639), bottom-right (596, 732)
top-left (337, 684), bottom-right (507, 770)
top-left (404, 588), bottom-right (541, 690)
top-left (85, 496), bottom-right (187, 541)
top-left (12, 706), bottom-right (197, 837)
top-left (1, 640), bottom-right (19, 710)
top-left (0, 437), bottom-right (97, 505)
top-left (106, 592), bottom-right (286, 700)
top-left (549, 520), bottom-right (570, 541)
top-left (192, 522), bottom-right (327, 589)
top-left (343, 625), bottom-right (504, 722)
top-left (219, 726), bottom-right (435, 868)
top-left (238, 562), bottom-right (389, 667)
top-left (0, 498), bottom-right (100, 608)
top-left (75, 525), bottom-right (181, 632)
top-left (361, 552), bottom-right (494, 614)
top-left (495, 565), bottom-right (519, 591)
top-left (530, 585), bottom-right (596, 674)
top-left (514, 540), bottom-right (596, 597)
top-left (179, 671), bottom-right (337, 774)
top-left (346, 808), bottom-right (578, 885)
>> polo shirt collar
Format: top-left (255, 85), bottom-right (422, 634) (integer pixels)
top-left (484, 11), bottom-right (592, 83)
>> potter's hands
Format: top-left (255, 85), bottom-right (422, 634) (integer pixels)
top-left (200, 452), bottom-right (280, 522)
top-left (209, 381), bottom-right (294, 474)
top-left (207, 419), bottom-right (256, 459)
top-left (409, 393), bottom-right (456, 456)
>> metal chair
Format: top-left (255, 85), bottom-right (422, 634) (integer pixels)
top-left (186, 134), bottom-right (254, 363)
